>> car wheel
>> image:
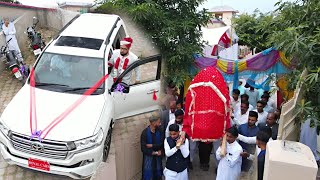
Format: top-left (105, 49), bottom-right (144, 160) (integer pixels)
top-left (103, 127), bottom-right (112, 162)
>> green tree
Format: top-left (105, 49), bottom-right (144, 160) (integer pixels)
top-left (96, 0), bottom-right (210, 86)
top-left (269, 0), bottom-right (320, 129)
top-left (233, 10), bottom-right (276, 53)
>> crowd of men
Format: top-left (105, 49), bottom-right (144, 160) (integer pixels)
top-left (140, 82), bottom-right (282, 180)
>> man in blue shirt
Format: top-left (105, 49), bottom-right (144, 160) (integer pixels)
top-left (238, 111), bottom-right (259, 172)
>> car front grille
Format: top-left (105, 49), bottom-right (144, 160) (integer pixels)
top-left (9, 132), bottom-right (75, 160)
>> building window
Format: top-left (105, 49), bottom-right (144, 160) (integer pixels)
top-left (215, 13), bottom-right (223, 20)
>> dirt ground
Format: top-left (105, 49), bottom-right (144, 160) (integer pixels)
top-left (23, 28), bottom-right (57, 65)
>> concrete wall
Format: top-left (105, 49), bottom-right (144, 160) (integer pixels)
top-left (221, 12), bottom-right (234, 26)
top-left (60, 6), bottom-right (90, 13)
top-left (92, 111), bottom-right (159, 180)
top-left (210, 11), bottom-right (234, 26)
top-left (0, 6), bottom-right (36, 72)
top-left (0, 4), bottom-right (78, 72)
top-left (0, 7), bottom-right (37, 51)
top-left (36, 8), bottom-right (79, 32)
top-left (120, 14), bottom-right (160, 58)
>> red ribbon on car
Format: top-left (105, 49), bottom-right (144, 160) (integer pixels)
top-left (29, 68), bottom-right (109, 141)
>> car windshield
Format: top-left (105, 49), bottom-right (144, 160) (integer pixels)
top-left (31, 52), bottom-right (105, 95)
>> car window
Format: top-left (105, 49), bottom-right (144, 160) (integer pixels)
top-left (113, 26), bottom-right (126, 50)
top-left (33, 52), bottom-right (104, 94)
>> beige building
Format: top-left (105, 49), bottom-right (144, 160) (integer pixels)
top-left (208, 5), bottom-right (238, 27)
top-left (58, 2), bottom-right (93, 13)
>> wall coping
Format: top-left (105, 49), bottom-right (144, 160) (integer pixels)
top-left (0, 1), bottom-right (56, 11)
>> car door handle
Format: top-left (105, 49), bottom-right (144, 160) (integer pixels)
top-left (147, 90), bottom-right (159, 94)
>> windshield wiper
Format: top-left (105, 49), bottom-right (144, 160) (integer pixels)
top-left (35, 82), bottom-right (70, 87)
top-left (63, 87), bottom-right (103, 92)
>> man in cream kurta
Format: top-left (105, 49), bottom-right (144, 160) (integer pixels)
top-left (216, 127), bottom-right (243, 180)
top-left (109, 37), bottom-right (140, 85)
top-left (2, 17), bottom-right (23, 62)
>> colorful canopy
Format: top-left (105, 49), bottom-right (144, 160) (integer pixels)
top-left (193, 48), bottom-right (292, 82)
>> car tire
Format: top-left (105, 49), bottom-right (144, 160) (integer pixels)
top-left (102, 127), bottom-right (112, 162)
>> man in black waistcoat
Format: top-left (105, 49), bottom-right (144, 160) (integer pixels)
top-left (163, 124), bottom-right (189, 180)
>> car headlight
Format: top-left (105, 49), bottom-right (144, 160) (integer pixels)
top-left (74, 128), bottom-right (104, 152)
top-left (0, 119), bottom-right (10, 138)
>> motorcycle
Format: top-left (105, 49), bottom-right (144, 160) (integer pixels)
top-left (25, 17), bottom-right (45, 58)
top-left (0, 38), bottom-right (30, 83)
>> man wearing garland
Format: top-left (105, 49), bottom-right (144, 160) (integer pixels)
top-left (109, 37), bottom-right (140, 85)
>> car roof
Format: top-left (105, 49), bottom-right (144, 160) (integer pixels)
top-left (45, 13), bottom-right (120, 58)
top-left (60, 13), bottom-right (120, 40)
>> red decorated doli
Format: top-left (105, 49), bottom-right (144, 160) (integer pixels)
top-left (183, 67), bottom-right (231, 141)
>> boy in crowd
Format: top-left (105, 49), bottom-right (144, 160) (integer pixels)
top-left (256, 130), bottom-right (270, 180)
top-left (231, 89), bottom-right (241, 113)
top-left (176, 100), bottom-right (184, 113)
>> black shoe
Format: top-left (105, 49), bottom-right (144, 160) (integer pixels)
top-left (203, 164), bottom-right (209, 171)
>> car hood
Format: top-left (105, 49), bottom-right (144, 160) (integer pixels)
top-left (0, 85), bottom-right (105, 142)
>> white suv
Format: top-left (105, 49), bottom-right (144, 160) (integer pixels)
top-left (0, 13), bottom-right (161, 179)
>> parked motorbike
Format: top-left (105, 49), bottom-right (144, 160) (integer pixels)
top-left (26, 17), bottom-right (45, 58)
top-left (1, 38), bottom-right (30, 82)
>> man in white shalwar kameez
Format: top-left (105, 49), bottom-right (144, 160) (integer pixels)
top-left (300, 118), bottom-right (320, 166)
top-left (164, 124), bottom-right (189, 180)
top-left (2, 17), bottom-right (23, 62)
top-left (216, 126), bottom-right (243, 180)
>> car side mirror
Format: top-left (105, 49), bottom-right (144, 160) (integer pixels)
top-left (111, 82), bottom-right (130, 94)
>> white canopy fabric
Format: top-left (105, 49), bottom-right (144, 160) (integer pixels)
top-left (201, 26), bottom-right (239, 46)
top-left (201, 26), bottom-right (239, 59)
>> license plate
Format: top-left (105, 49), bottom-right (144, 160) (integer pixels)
top-left (14, 71), bottom-right (22, 78)
top-left (33, 49), bottom-right (41, 55)
top-left (28, 158), bottom-right (50, 171)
